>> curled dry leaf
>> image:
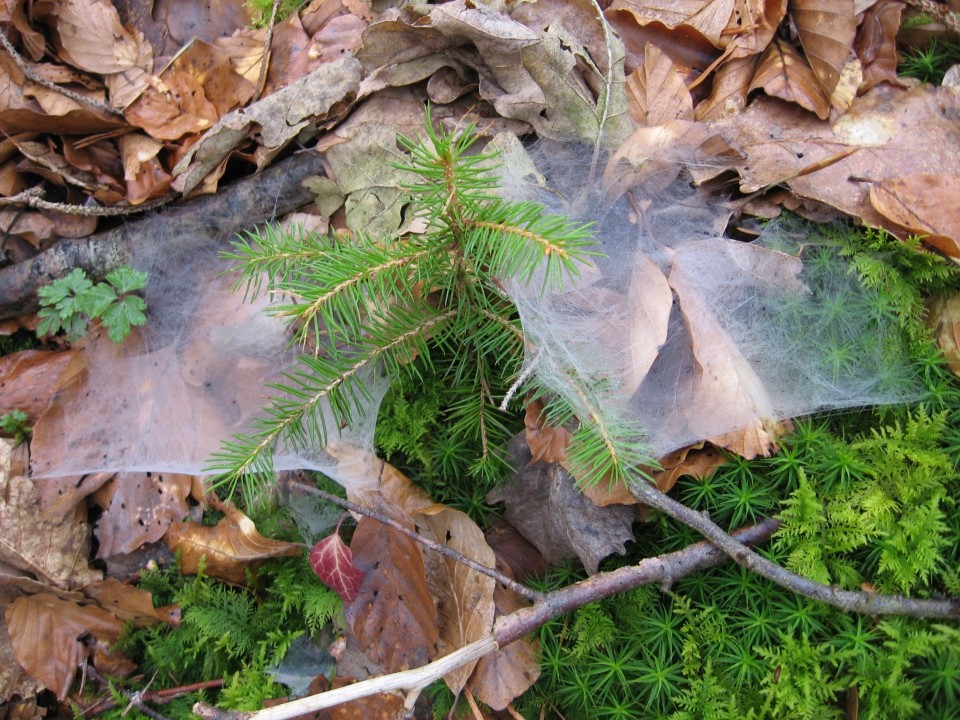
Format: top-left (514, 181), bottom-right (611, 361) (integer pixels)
top-left (695, 54), bottom-right (758, 121)
top-left (489, 435), bottom-right (635, 575)
top-left (626, 42), bottom-right (693, 127)
top-left (414, 505), bottom-right (496, 694)
top-left (525, 398), bottom-right (571, 465)
top-left (344, 517), bottom-right (439, 673)
top-left (868, 174), bottom-right (960, 258)
top-left (855, 0), bottom-right (905, 93)
top-left (310, 528), bottom-right (364, 603)
top-left (749, 37), bottom-right (830, 119)
top-left (790, 0), bottom-right (857, 102)
top-left (652, 442), bottom-right (726, 493)
top-left (164, 504), bottom-right (301, 585)
top-left (0, 440), bottom-right (101, 589)
top-left (5, 593), bottom-right (126, 700)
top-left (51, 0), bottom-right (145, 75)
top-left (609, 0), bottom-right (737, 48)
top-left (80, 578), bottom-right (180, 627)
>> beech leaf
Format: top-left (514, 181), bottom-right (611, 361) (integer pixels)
top-left (310, 529), bottom-right (364, 603)
top-left (869, 174), bottom-right (960, 258)
top-left (790, 0), bottom-right (857, 101)
top-left (344, 517), bottom-right (439, 672)
top-left (749, 37), bottom-right (830, 119)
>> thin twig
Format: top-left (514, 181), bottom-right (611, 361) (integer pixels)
top-left (500, 346), bottom-right (542, 411)
top-left (80, 679), bottom-right (225, 717)
top-left (626, 478), bottom-right (960, 619)
top-left (0, 31), bottom-right (123, 117)
top-left (194, 520), bottom-right (779, 720)
top-left (252, 0), bottom-right (281, 102)
top-left (84, 666), bottom-right (173, 720)
top-left (286, 478), bottom-right (544, 602)
top-left (0, 186), bottom-right (176, 216)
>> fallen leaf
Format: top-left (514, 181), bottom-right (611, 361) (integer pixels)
top-left (80, 578), bottom-right (179, 627)
top-left (92, 472), bottom-right (192, 558)
top-left (525, 398), bottom-right (571, 466)
top-left (0, 590), bottom-right (43, 705)
top-left (930, 293), bottom-right (960, 377)
top-left (626, 42), bottom-right (693, 127)
top-left (5, 593), bottom-right (125, 700)
top-left (466, 574), bottom-right (540, 711)
top-left (172, 55), bottom-right (361, 193)
top-left (163, 0), bottom-right (253, 45)
top-left (484, 520), bottom-right (548, 583)
top-left (749, 37), bottom-right (830, 119)
top-left (0, 349), bottom-right (79, 420)
top-left (652, 442), bottom-right (726, 493)
top-left (868, 174), bottom-right (960, 257)
top-left (0, 440), bottom-right (102, 589)
top-left (723, 0), bottom-right (788, 59)
top-left (164, 504), bottom-right (301, 585)
top-left (489, 435), bottom-right (635, 575)
top-left (310, 528), bottom-right (364, 603)
top-left (609, 0), bottom-right (737, 47)
top-left (344, 517), bottom-right (439, 672)
top-left (51, 0), bottom-right (145, 75)
top-left (414, 505), bottom-right (496, 693)
top-left (790, 0), bottom-right (857, 102)
top-left (694, 54), bottom-right (757, 121)
top-left (855, 0), bottom-right (905, 93)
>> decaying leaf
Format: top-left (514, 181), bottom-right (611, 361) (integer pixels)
top-left (626, 42), bottom-right (693, 126)
top-left (0, 349), bottom-right (80, 420)
top-left (164, 504), bottom-right (301, 585)
top-left (749, 37), bottom-right (830, 119)
top-left (310, 529), bottom-right (364, 603)
top-left (414, 505), bottom-right (496, 694)
top-left (0, 440), bottom-right (101, 589)
top-left (855, 0), bottom-right (905, 93)
top-left (5, 593), bottom-right (125, 700)
top-left (790, 0), bottom-right (856, 102)
top-left (344, 517), bottom-right (439, 672)
top-left (466, 574), bottom-right (540, 710)
top-left (92, 472), bottom-right (193, 558)
top-left (489, 435), bottom-right (635, 575)
top-left (869, 174), bottom-right (960, 258)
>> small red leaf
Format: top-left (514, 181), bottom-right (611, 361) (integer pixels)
top-left (310, 529), bottom-right (364, 602)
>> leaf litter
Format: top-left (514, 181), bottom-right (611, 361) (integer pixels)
top-left (1, 0), bottom-right (960, 713)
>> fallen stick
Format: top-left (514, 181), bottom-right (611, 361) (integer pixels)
top-left (0, 150), bottom-right (327, 320)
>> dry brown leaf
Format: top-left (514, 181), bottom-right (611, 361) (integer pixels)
top-left (5, 593), bottom-right (125, 700)
top-left (790, 0), bottom-right (857, 102)
top-left (930, 293), bottom-right (960, 377)
top-left (749, 37), bottom-right (830, 119)
top-left (80, 578), bottom-right (179, 627)
top-left (92, 472), bottom-right (192, 558)
top-left (723, 0), bottom-right (788, 59)
top-left (484, 520), bottom-right (548, 583)
top-left (214, 30), bottom-right (267, 87)
top-left (609, 0), bottom-right (736, 47)
top-left (855, 0), bottom-right (905, 93)
top-left (0, 591), bottom-right (44, 706)
top-left (715, 84), bottom-right (960, 230)
top-left (695, 54), bottom-right (758, 121)
top-left (163, 0), bottom-right (253, 44)
top-left (52, 0), bottom-right (145, 75)
top-left (414, 505), bottom-right (496, 694)
top-left (489, 436), bottom-right (635, 575)
top-left (466, 573), bottom-right (540, 711)
top-left (171, 55), bottom-right (360, 193)
top-left (344, 517), bottom-right (439, 672)
top-left (524, 398), bottom-right (571, 466)
top-left (0, 349), bottom-right (79, 420)
top-left (0, 440), bottom-right (102, 589)
top-left (652, 442), bottom-right (726, 493)
top-left (118, 132), bottom-right (171, 204)
top-left (626, 43), bottom-right (693, 127)
top-left (668, 244), bottom-right (789, 458)
top-left (869, 174), bottom-right (960, 257)
top-left (164, 504), bottom-right (301, 585)
top-left (308, 14), bottom-right (367, 66)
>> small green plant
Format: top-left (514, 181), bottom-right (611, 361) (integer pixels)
top-left (37, 266), bottom-right (148, 344)
top-left (0, 409), bottom-right (30, 444)
top-left (246, 0), bottom-right (302, 27)
top-left (899, 36), bottom-right (960, 84)
top-left (211, 109), bottom-right (650, 496)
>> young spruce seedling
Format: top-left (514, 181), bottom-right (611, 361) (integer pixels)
top-left (211, 110), bottom-right (653, 497)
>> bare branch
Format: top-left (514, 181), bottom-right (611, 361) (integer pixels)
top-left (0, 186), bottom-right (175, 216)
top-left (285, 477), bottom-right (544, 602)
top-left (627, 479), bottom-right (960, 620)
top-left (193, 519), bottom-right (778, 720)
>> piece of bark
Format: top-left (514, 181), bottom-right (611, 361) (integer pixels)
top-left (0, 149), bottom-right (327, 319)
